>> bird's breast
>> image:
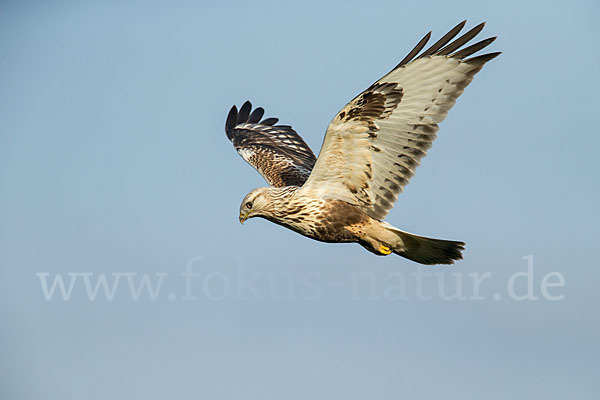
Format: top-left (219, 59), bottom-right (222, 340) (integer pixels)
top-left (268, 197), bottom-right (369, 243)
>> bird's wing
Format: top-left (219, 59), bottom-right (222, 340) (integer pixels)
top-left (225, 101), bottom-right (317, 187)
top-left (301, 21), bottom-right (500, 219)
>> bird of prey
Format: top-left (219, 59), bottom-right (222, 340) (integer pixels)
top-left (225, 21), bottom-right (499, 265)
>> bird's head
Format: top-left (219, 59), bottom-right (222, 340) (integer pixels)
top-left (238, 187), bottom-right (271, 224)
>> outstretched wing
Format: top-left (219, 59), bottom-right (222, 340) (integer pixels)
top-left (302, 21), bottom-right (500, 219)
top-left (225, 101), bottom-right (317, 187)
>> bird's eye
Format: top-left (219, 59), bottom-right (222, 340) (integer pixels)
top-left (245, 202), bottom-right (253, 209)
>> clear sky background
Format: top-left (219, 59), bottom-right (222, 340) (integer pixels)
top-left (1, 0), bottom-right (599, 399)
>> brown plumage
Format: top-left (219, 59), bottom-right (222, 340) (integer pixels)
top-left (225, 102), bottom-right (316, 187)
top-left (225, 21), bottom-right (500, 265)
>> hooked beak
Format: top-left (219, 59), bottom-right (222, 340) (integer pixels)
top-left (239, 211), bottom-right (250, 224)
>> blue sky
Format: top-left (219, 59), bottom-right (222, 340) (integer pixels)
top-left (1, 1), bottom-right (599, 399)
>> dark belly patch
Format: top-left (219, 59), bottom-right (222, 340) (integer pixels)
top-left (312, 200), bottom-right (369, 243)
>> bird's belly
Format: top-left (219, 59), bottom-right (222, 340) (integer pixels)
top-left (270, 199), bottom-right (368, 243)
top-left (286, 219), bottom-right (357, 243)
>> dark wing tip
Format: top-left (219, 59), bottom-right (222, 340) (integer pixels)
top-left (226, 100), bottom-right (281, 124)
top-left (248, 107), bottom-right (265, 123)
top-left (225, 101), bottom-right (282, 140)
top-left (395, 21), bottom-right (498, 69)
top-left (438, 22), bottom-right (487, 55)
top-left (418, 20), bottom-right (467, 59)
top-left (451, 36), bottom-right (497, 59)
top-left (225, 105), bottom-right (238, 139)
top-left (395, 30), bottom-right (432, 68)
top-left (465, 51), bottom-right (501, 63)
top-left (260, 117), bottom-right (279, 126)
top-left (237, 101), bottom-right (252, 125)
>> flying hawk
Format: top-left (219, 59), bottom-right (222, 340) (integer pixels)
top-left (225, 21), bottom-right (499, 265)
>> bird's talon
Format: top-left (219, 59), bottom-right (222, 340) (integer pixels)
top-left (379, 245), bottom-right (392, 255)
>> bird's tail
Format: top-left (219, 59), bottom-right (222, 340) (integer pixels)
top-left (383, 223), bottom-right (465, 265)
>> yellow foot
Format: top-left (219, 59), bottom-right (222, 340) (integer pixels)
top-left (379, 245), bottom-right (392, 255)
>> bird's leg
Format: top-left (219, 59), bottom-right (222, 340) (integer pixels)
top-left (349, 221), bottom-right (394, 256)
top-left (378, 244), bottom-right (392, 255)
